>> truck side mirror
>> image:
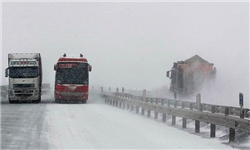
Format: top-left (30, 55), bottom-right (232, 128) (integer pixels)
top-left (89, 65), bottom-right (92, 72)
top-left (166, 71), bottom-right (170, 77)
top-left (54, 64), bottom-right (56, 71)
top-left (5, 68), bottom-right (9, 77)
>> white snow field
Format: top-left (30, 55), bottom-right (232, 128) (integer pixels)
top-left (42, 92), bottom-right (241, 149)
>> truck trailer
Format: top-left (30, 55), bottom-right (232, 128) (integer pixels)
top-left (5, 53), bottom-right (42, 103)
top-left (166, 55), bottom-right (216, 97)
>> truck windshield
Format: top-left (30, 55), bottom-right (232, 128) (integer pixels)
top-left (55, 62), bottom-right (89, 84)
top-left (9, 67), bottom-right (39, 78)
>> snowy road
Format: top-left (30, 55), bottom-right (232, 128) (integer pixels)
top-left (1, 92), bottom-right (244, 149)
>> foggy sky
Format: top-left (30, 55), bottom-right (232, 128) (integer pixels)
top-left (1, 2), bottom-right (249, 107)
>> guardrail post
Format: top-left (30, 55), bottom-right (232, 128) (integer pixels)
top-left (239, 93), bottom-right (244, 118)
top-left (127, 95), bottom-right (130, 110)
top-left (229, 128), bottom-right (235, 142)
top-left (130, 95), bottom-right (134, 111)
top-left (195, 94), bottom-right (201, 133)
top-left (182, 102), bottom-right (187, 128)
top-left (118, 87), bottom-right (123, 108)
top-left (141, 89), bottom-right (146, 116)
top-left (225, 107), bottom-right (229, 115)
top-left (108, 91), bottom-right (112, 105)
top-left (210, 105), bottom-right (216, 138)
top-left (161, 99), bottom-right (166, 122)
top-left (225, 107), bottom-right (235, 142)
top-left (122, 94), bottom-right (126, 109)
top-left (122, 87), bottom-right (124, 94)
top-left (101, 86), bottom-right (106, 103)
top-left (136, 96), bottom-right (139, 113)
top-left (240, 108), bottom-right (245, 119)
top-left (118, 88), bottom-right (124, 108)
top-left (147, 98), bottom-right (151, 118)
top-left (115, 87), bottom-right (119, 106)
top-left (172, 101), bottom-right (177, 125)
top-left (155, 98), bottom-right (158, 119)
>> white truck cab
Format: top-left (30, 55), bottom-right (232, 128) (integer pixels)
top-left (5, 53), bottom-right (42, 103)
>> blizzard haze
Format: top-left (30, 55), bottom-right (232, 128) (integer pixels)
top-left (1, 2), bottom-right (249, 107)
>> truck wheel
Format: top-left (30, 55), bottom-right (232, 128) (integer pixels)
top-left (9, 99), bottom-right (14, 104)
top-left (32, 100), bottom-right (39, 103)
top-left (38, 91), bottom-right (41, 103)
top-left (82, 100), bottom-right (87, 104)
top-left (38, 97), bottom-right (41, 103)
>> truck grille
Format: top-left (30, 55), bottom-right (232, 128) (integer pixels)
top-left (15, 89), bottom-right (34, 93)
top-left (13, 89), bottom-right (35, 97)
top-left (16, 94), bottom-right (33, 97)
top-left (13, 84), bottom-right (35, 88)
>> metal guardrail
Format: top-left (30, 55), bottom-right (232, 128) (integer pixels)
top-left (103, 91), bottom-right (250, 119)
top-left (101, 90), bottom-right (250, 143)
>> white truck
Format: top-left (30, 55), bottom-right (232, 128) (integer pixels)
top-left (5, 53), bottom-right (42, 103)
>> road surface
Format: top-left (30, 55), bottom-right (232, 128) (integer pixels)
top-left (1, 91), bottom-right (247, 149)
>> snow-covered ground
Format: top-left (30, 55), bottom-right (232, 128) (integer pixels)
top-left (1, 91), bottom-right (248, 149)
top-left (41, 91), bottom-right (249, 149)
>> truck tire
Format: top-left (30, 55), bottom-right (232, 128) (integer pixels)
top-left (32, 100), bottom-right (39, 103)
top-left (38, 96), bottom-right (41, 103)
top-left (9, 99), bottom-right (15, 104)
top-left (38, 88), bottom-right (41, 103)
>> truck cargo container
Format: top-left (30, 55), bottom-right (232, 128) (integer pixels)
top-left (166, 55), bottom-right (216, 97)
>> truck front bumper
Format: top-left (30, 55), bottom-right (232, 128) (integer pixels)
top-left (55, 92), bottom-right (88, 101)
top-left (8, 89), bottom-right (40, 101)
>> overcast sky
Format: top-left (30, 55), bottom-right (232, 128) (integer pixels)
top-left (1, 1), bottom-right (249, 107)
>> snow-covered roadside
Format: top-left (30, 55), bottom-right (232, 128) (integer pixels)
top-left (42, 93), bottom-right (241, 149)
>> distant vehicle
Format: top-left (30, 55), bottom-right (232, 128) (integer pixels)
top-left (166, 55), bottom-right (216, 97)
top-left (5, 53), bottom-right (42, 103)
top-left (54, 53), bottom-right (92, 103)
